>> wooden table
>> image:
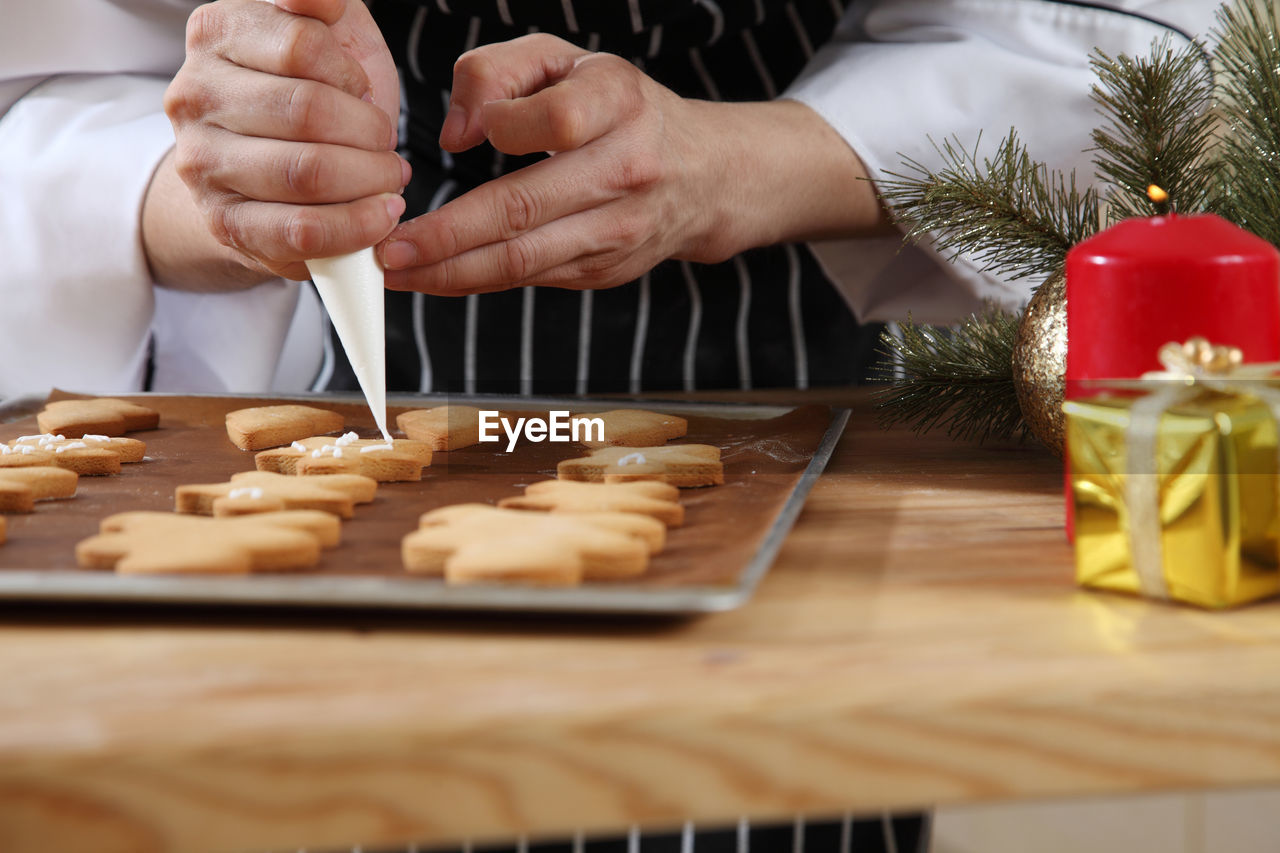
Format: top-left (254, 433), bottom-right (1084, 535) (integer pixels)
top-left (3, 392), bottom-right (1280, 853)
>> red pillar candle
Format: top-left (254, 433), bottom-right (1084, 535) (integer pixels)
top-left (1066, 213), bottom-right (1280, 386)
top-left (1063, 212), bottom-right (1280, 539)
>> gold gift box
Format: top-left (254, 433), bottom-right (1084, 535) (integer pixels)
top-left (1065, 390), bottom-right (1280, 608)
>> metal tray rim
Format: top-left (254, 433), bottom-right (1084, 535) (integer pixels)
top-left (0, 394), bottom-right (850, 616)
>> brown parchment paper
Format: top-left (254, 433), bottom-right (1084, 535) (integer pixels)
top-left (0, 394), bottom-right (835, 592)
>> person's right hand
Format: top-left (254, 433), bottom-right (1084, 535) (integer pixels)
top-left (163, 0), bottom-right (408, 282)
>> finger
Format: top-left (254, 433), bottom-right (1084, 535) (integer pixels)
top-left (442, 33), bottom-right (588, 151)
top-left (377, 152), bottom-right (631, 270)
top-left (480, 55), bottom-right (631, 155)
top-left (383, 205), bottom-right (642, 295)
top-left (200, 133), bottom-right (407, 204)
top-left (207, 192), bottom-right (406, 263)
top-left (187, 0), bottom-right (370, 98)
top-left (202, 68), bottom-right (396, 151)
top-left (269, 0), bottom-right (347, 26)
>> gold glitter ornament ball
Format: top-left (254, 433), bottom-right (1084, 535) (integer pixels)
top-left (1012, 269), bottom-right (1067, 456)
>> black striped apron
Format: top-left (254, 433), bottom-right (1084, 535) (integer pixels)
top-left (316, 0), bottom-right (881, 395)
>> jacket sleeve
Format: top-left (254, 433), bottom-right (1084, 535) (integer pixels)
top-left (0, 73), bottom-right (172, 398)
top-left (0, 1), bottom-right (318, 400)
top-left (784, 0), bottom-right (1219, 324)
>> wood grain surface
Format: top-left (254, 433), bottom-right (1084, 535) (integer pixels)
top-left (2, 391), bottom-right (1280, 853)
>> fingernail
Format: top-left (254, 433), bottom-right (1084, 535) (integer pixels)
top-left (399, 157), bottom-right (412, 189)
top-left (385, 194), bottom-right (406, 223)
top-left (440, 103), bottom-right (467, 144)
top-left (381, 240), bottom-right (417, 270)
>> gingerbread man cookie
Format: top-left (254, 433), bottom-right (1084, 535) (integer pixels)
top-left (3, 434), bottom-right (145, 476)
top-left (225, 405), bottom-right (345, 451)
top-left (77, 510), bottom-right (340, 575)
top-left (557, 445), bottom-right (723, 487)
top-left (0, 467), bottom-right (78, 513)
top-left (175, 471), bottom-right (377, 518)
top-left (499, 480), bottom-right (684, 527)
top-left (256, 432), bottom-right (432, 481)
top-left (403, 504), bottom-right (665, 585)
top-left (37, 398), bottom-right (159, 437)
top-left (571, 410), bottom-right (687, 447)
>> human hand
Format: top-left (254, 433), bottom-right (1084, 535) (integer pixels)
top-left (376, 34), bottom-right (735, 295)
top-left (376, 34), bottom-right (887, 296)
top-left (163, 0), bottom-right (407, 282)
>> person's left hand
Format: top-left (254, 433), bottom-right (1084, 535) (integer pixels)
top-left (376, 34), bottom-right (742, 295)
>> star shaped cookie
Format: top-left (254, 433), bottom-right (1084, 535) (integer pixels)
top-left (570, 409), bottom-right (687, 447)
top-left (3, 434), bottom-right (145, 476)
top-left (498, 479), bottom-right (684, 526)
top-left (225, 404), bottom-right (344, 451)
top-left (557, 445), bottom-right (723, 487)
top-left (255, 432), bottom-right (432, 481)
top-left (175, 470), bottom-right (378, 518)
top-left (77, 510), bottom-right (340, 575)
top-left (403, 504), bottom-right (665, 585)
top-left (37, 398), bottom-right (159, 436)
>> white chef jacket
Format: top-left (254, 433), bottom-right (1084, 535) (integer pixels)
top-left (0, 0), bottom-right (1217, 399)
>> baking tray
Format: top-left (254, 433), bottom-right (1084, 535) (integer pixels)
top-left (0, 393), bottom-right (848, 614)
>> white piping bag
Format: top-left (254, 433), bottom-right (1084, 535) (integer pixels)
top-left (305, 248), bottom-right (393, 442)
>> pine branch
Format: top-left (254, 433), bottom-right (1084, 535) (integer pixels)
top-left (874, 310), bottom-right (1026, 444)
top-left (1214, 0), bottom-right (1280, 246)
top-left (1089, 39), bottom-right (1219, 221)
top-left (877, 132), bottom-right (1101, 281)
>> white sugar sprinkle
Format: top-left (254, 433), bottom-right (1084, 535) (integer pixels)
top-left (228, 487), bottom-right (265, 500)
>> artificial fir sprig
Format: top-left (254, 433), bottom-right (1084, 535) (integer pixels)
top-left (875, 310), bottom-right (1027, 444)
top-left (877, 133), bottom-right (1100, 282)
top-left (874, 0), bottom-right (1280, 445)
top-left (1214, 0), bottom-right (1280, 247)
top-left (1090, 40), bottom-right (1219, 220)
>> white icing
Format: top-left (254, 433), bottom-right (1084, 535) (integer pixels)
top-left (305, 248), bottom-right (393, 443)
top-left (228, 487), bottom-right (265, 500)
top-left (0, 446), bottom-right (9, 455)
top-left (55, 442), bottom-right (88, 452)
top-left (82, 434), bottom-right (110, 442)
top-left (15, 434), bottom-right (50, 443)
top-left (311, 446), bottom-right (343, 458)
top-left (360, 444), bottom-right (395, 453)
top-left (290, 441), bottom-right (308, 452)
top-left (17, 446), bottom-right (37, 455)
top-left (335, 431), bottom-right (360, 446)
top-left (617, 452), bottom-right (648, 466)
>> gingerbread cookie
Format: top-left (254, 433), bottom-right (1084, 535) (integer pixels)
top-left (77, 510), bottom-right (340, 575)
top-left (176, 470), bottom-right (377, 518)
top-left (0, 516), bottom-right (6, 545)
top-left (395, 405), bottom-right (489, 451)
top-left (571, 410), bottom-right (687, 447)
top-left (0, 467), bottom-right (79, 513)
top-left (256, 432), bottom-right (432, 481)
top-left (403, 504), bottom-right (664, 585)
top-left (499, 480), bottom-right (684, 527)
top-left (3, 434), bottom-right (145, 476)
top-left (557, 445), bottom-right (723, 487)
top-left (225, 404), bottom-right (344, 451)
top-left (36, 398), bottom-right (159, 437)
